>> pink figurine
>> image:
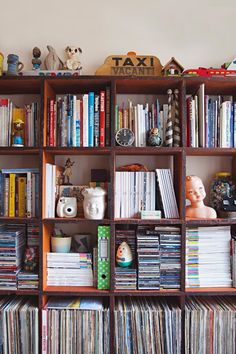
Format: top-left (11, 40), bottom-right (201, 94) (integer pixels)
top-left (186, 175), bottom-right (217, 219)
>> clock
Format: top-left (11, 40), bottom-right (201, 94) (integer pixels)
top-left (115, 128), bottom-right (135, 146)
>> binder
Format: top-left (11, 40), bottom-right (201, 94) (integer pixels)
top-left (97, 225), bottom-right (110, 289)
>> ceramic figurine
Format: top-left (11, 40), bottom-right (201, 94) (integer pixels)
top-left (64, 46), bottom-right (82, 70)
top-left (0, 52), bottom-right (4, 76)
top-left (82, 187), bottom-right (107, 220)
top-left (147, 128), bottom-right (162, 146)
top-left (62, 158), bottom-right (75, 185)
top-left (7, 54), bottom-right (24, 76)
top-left (32, 47), bottom-right (42, 70)
top-left (186, 175), bottom-right (217, 219)
top-left (44, 45), bottom-right (63, 70)
top-left (162, 57), bottom-right (184, 76)
top-left (116, 242), bottom-right (133, 267)
top-left (12, 118), bottom-right (25, 146)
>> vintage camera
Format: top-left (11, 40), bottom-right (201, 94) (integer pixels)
top-left (56, 197), bottom-right (77, 218)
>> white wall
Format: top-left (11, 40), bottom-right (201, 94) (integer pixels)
top-left (0, 0), bottom-right (235, 74)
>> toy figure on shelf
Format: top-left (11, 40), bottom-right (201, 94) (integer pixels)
top-left (147, 128), bottom-right (162, 146)
top-left (186, 175), bottom-right (217, 219)
top-left (23, 246), bottom-right (38, 272)
top-left (44, 45), bottom-right (63, 70)
top-left (182, 66), bottom-right (236, 77)
top-left (32, 47), bottom-right (42, 70)
top-left (12, 118), bottom-right (25, 146)
top-left (63, 158), bottom-right (75, 185)
top-left (64, 46), bottom-right (82, 71)
top-left (162, 57), bottom-right (184, 76)
top-left (116, 241), bottom-right (133, 267)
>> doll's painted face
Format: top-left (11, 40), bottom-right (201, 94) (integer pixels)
top-left (186, 176), bottom-right (206, 203)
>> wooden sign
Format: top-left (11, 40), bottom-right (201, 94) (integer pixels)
top-left (95, 52), bottom-right (163, 76)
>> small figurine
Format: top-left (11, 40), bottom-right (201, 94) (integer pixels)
top-left (116, 241), bottom-right (133, 267)
top-left (186, 175), bottom-right (217, 219)
top-left (162, 57), bottom-right (184, 76)
top-left (12, 118), bottom-right (25, 146)
top-left (64, 46), bottom-right (82, 70)
top-left (44, 45), bottom-right (63, 70)
top-left (0, 52), bottom-right (4, 76)
top-left (63, 158), bottom-right (75, 185)
top-left (147, 128), bottom-right (162, 146)
top-left (23, 246), bottom-right (38, 272)
top-left (32, 47), bottom-right (42, 70)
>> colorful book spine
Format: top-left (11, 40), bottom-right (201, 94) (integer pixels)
top-left (94, 94), bottom-right (100, 147)
top-left (18, 176), bottom-right (26, 217)
top-left (88, 92), bottom-right (95, 147)
top-left (100, 91), bottom-right (105, 147)
top-left (83, 94), bottom-right (89, 147)
top-left (9, 173), bottom-right (16, 217)
top-left (105, 87), bottom-right (111, 146)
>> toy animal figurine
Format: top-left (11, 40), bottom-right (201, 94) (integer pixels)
top-left (63, 158), bottom-right (75, 185)
top-left (32, 47), bottom-right (42, 70)
top-left (147, 128), bottom-right (162, 146)
top-left (186, 175), bottom-right (217, 219)
top-left (116, 241), bottom-right (133, 267)
top-left (64, 46), bottom-right (82, 70)
top-left (12, 118), bottom-right (25, 146)
top-left (44, 45), bottom-right (63, 70)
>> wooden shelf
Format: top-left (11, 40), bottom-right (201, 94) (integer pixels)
top-left (186, 218), bottom-right (236, 225)
top-left (0, 147), bottom-right (40, 155)
top-left (0, 289), bottom-right (39, 295)
top-left (0, 217), bottom-right (39, 224)
top-left (113, 289), bottom-right (182, 296)
top-left (44, 147), bottom-right (111, 155)
top-left (185, 287), bottom-right (236, 295)
top-left (44, 286), bottom-right (109, 296)
top-left (114, 146), bottom-right (182, 155)
top-left (43, 218), bottom-right (111, 224)
top-left (185, 147), bottom-right (236, 156)
top-left (114, 218), bottom-right (182, 224)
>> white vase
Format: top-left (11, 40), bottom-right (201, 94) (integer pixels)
top-left (51, 236), bottom-right (72, 253)
top-left (82, 187), bottom-right (107, 220)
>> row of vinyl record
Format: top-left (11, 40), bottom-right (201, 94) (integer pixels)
top-left (2, 296), bottom-right (236, 354)
top-left (0, 99), bottom-right (39, 147)
top-left (115, 169), bottom-right (179, 219)
top-left (187, 83), bottom-right (236, 148)
top-left (0, 169), bottom-right (39, 218)
top-left (46, 89), bottom-right (110, 147)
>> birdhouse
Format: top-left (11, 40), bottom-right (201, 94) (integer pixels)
top-left (162, 57), bottom-right (184, 76)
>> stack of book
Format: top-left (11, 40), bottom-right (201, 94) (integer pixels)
top-left (47, 252), bottom-right (93, 286)
top-left (114, 297), bottom-right (181, 354)
top-left (0, 99), bottom-right (39, 147)
top-left (42, 297), bottom-right (110, 354)
top-left (0, 168), bottom-right (39, 218)
top-left (186, 226), bottom-right (232, 287)
top-left (0, 225), bottom-right (26, 290)
top-left (157, 226), bottom-right (181, 289)
top-left (27, 224), bottom-right (40, 247)
top-left (114, 267), bottom-right (137, 290)
top-left (137, 226), bottom-right (160, 290)
top-left (47, 89), bottom-right (110, 147)
top-left (185, 297), bottom-right (236, 353)
top-left (17, 271), bottom-right (39, 289)
top-left (0, 296), bottom-right (39, 354)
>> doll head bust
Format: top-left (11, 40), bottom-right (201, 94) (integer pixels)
top-left (186, 175), bottom-right (217, 219)
top-left (82, 187), bottom-right (106, 220)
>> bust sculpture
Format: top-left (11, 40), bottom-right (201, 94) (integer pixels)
top-left (186, 175), bottom-right (217, 219)
top-left (82, 187), bottom-right (107, 220)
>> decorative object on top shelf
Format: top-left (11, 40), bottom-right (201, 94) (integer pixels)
top-left (56, 197), bottom-right (77, 218)
top-left (210, 172), bottom-right (236, 218)
top-left (95, 51), bottom-right (163, 76)
top-left (117, 163), bottom-right (149, 172)
top-left (7, 54), bottom-right (24, 75)
top-left (12, 117), bottom-right (25, 147)
top-left (115, 128), bottom-right (135, 146)
top-left (147, 127), bottom-right (162, 147)
top-left (162, 57), bottom-right (184, 76)
top-left (62, 158), bottom-right (75, 185)
top-left (64, 46), bottom-right (82, 71)
top-left (51, 229), bottom-right (72, 253)
top-left (0, 52), bottom-right (4, 76)
top-left (182, 66), bottom-right (236, 77)
top-left (82, 187), bottom-right (107, 219)
top-left (32, 47), bottom-right (42, 70)
top-left (186, 175), bottom-right (217, 219)
top-left (116, 241), bottom-right (133, 267)
top-left (44, 45), bottom-right (63, 70)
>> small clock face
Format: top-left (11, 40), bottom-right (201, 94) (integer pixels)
top-left (115, 128), bottom-right (135, 146)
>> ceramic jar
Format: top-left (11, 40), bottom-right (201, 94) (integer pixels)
top-left (210, 172), bottom-right (236, 211)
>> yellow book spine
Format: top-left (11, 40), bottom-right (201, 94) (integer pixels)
top-left (18, 177), bottom-right (26, 217)
top-left (9, 174), bottom-right (16, 217)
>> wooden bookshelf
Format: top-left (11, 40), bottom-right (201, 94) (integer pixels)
top-left (1, 75), bottom-right (236, 353)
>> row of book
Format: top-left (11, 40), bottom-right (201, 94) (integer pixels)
top-left (46, 89), bottom-right (110, 147)
top-left (0, 296), bottom-right (39, 354)
top-left (0, 99), bottom-right (39, 147)
top-left (187, 83), bottom-right (236, 147)
top-left (186, 226), bottom-right (232, 287)
top-left (114, 297), bottom-right (181, 354)
top-left (115, 98), bottom-right (172, 147)
top-left (42, 297), bottom-right (110, 354)
top-left (0, 169), bottom-right (39, 218)
top-left (115, 169), bottom-right (179, 219)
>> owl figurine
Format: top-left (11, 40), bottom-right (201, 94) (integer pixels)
top-left (116, 241), bottom-right (133, 267)
top-left (147, 128), bottom-right (162, 147)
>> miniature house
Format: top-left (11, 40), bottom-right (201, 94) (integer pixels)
top-left (162, 57), bottom-right (184, 76)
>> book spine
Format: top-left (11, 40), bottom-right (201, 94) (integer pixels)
top-left (61, 97), bottom-right (67, 147)
top-left (105, 87), bottom-right (111, 146)
top-left (18, 176), bottom-right (26, 217)
top-left (72, 95), bottom-right (77, 147)
top-left (94, 94), bottom-right (100, 147)
top-left (83, 94), bottom-right (89, 147)
top-left (15, 176), bottom-right (19, 217)
top-left (9, 173), bottom-right (16, 217)
top-left (4, 177), bottom-right (9, 216)
top-left (42, 309), bottom-right (48, 354)
top-left (76, 99), bottom-right (80, 147)
top-left (100, 91), bottom-right (105, 147)
top-left (49, 99), bottom-right (54, 147)
top-left (0, 173), bottom-right (4, 216)
top-left (26, 172), bottom-right (32, 218)
top-left (88, 92), bottom-right (95, 147)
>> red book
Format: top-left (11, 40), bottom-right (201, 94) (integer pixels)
top-left (100, 91), bottom-right (105, 147)
top-left (49, 99), bottom-right (54, 147)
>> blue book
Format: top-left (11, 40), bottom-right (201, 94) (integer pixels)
top-left (1, 168), bottom-right (39, 174)
top-left (67, 95), bottom-right (72, 147)
top-left (88, 92), bottom-right (95, 147)
top-left (94, 94), bottom-right (100, 147)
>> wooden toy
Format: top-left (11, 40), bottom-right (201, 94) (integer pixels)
top-left (162, 57), bottom-right (184, 76)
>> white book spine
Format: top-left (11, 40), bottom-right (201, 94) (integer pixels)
top-left (83, 94), bottom-right (89, 147)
